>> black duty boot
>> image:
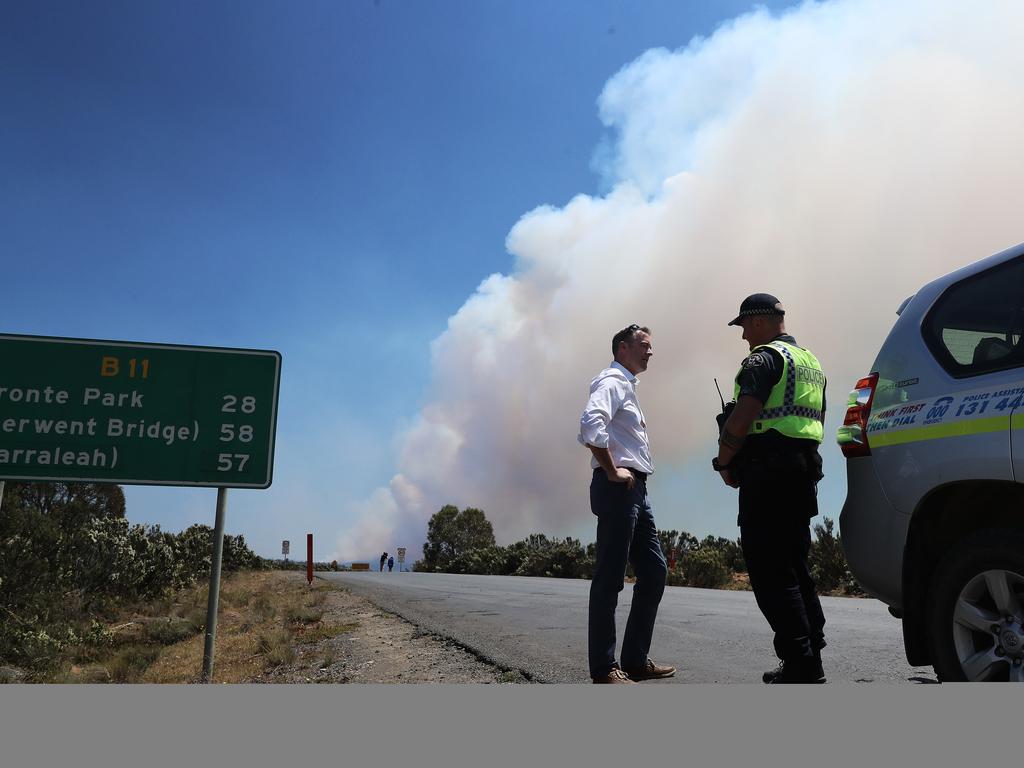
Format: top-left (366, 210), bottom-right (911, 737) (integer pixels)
top-left (762, 661), bottom-right (785, 684)
top-left (764, 641), bottom-right (825, 683)
top-left (764, 655), bottom-right (826, 684)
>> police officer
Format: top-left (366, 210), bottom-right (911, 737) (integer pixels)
top-left (713, 294), bottom-right (828, 684)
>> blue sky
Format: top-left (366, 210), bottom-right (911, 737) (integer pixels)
top-left (2, 1), bottom-right (794, 558)
top-left (6, 0), bottom-right (1023, 562)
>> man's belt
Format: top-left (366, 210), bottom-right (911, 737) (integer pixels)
top-left (593, 466), bottom-right (649, 479)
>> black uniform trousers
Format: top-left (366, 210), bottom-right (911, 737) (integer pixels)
top-left (738, 461), bottom-right (826, 662)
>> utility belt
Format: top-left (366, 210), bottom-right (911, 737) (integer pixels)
top-left (734, 448), bottom-right (824, 484)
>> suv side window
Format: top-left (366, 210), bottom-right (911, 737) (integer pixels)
top-left (923, 256), bottom-right (1024, 378)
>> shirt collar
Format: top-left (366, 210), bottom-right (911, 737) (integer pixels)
top-left (611, 361), bottom-right (637, 384)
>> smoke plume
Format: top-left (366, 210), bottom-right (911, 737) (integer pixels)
top-left (334, 0), bottom-right (1024, 559)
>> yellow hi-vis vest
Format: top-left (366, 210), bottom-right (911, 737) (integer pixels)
top-left (733, 340), bottom-right (825, 443)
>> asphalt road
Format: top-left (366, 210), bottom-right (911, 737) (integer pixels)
top-left (320, 571), bottom-right (939, 684)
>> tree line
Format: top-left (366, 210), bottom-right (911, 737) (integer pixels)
top-left (413, 504), bottom-right (863, 595)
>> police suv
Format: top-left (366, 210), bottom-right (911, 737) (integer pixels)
top-left (838, 241), bottom-right (1024, 682)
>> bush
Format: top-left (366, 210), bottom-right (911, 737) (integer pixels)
top-left (503, 534), bottom-right (592, 578)
top-left (808, 517), bottom-right (863, 595)
top-left (420, 505), bottom-right (496, 572)
top-left (676, 548), bottom-right (731, 589)
top-left (144, 618), bottom-right (199, 646)
top-left (108, 645), bottom-right (162, 683)
top-left (460, 546), bottom-right (508, 575)
top-left (698, 536), bottom-right (746, 573)
top-left (0, 481), bottom-right (263, 671)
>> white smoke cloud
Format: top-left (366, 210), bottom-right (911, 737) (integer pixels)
top-left (334, 0), bottom-right (1024, 560)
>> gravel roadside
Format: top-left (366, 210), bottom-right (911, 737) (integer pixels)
top-left (253, 573), bottom-right (529, 684)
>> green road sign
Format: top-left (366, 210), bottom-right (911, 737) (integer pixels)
top-left (0, 334), bottom-right (281, 488)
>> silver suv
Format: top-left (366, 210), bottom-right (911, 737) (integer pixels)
top-left (838, 241), bottom-right (1024, 682)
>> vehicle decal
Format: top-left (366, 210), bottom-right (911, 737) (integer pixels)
top-left (866, 383), bottom-right (1024, 448)
top-left (870, 415), bottom-right (1008, 448)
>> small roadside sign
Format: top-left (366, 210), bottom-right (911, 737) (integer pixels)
top-left (396, 547), bottom-right (406, 563)
top-left (282, 540), bottom-right (290, 556)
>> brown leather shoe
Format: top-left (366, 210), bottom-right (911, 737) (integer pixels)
top-left (622, 659), bottom-right (676, 681)
top-left (592, 668), bottom-right (636, 684)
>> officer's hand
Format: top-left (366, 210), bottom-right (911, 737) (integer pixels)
top-left (608, 467), bottom-right (635, 489)
top-left (718, 469), bottom-right (739, 489)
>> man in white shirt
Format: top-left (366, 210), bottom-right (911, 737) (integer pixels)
top-left (579, 324), bottom-right (675, 684)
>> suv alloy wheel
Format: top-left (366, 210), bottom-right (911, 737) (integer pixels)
top-left (927, 529), bottom-right (1024, 681)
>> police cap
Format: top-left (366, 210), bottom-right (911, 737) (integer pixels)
top-left (727, 293), bottom-right (785, 326)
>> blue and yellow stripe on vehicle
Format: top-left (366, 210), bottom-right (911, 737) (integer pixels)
top-left (869, 415), bottom-right (1010, 448)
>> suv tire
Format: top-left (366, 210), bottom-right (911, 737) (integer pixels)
top-left (926, 529), bottom-right (1024, 682)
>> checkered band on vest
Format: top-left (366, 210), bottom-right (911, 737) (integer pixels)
top-left (758, 342), bottom-right (824, 422)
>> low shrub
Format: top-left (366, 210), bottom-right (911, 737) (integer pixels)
top-left (144, 618), bottom-right (199, 646)
top-left (107, 645), bottom-right (162, 683)
top-left (808, 517), bottom-right (863, 595)
top-left (677, 548), bottom-right (731, 589)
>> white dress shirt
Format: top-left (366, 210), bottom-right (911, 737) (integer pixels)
top-left (578, 361), bottom-right (654, 474)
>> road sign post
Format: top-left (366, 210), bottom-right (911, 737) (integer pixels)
top-left (201, 487), bottom-right (228, 683)
top-left (0, 334), bottom-right (281, 683)
top-left (396, 547), bottom-right (406, 572)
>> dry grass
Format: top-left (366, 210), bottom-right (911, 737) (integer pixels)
top-left (293, 622), bottom-right (359, 645)
top-left (257, 629), bottom-right (296, 668)
top-left (282, 604), bottom-right (322, 625)
top-left (722, 572), bottom-right (752, 591)
top-left (143, 571), bottom-right (343, 683)
top-left (40, 571), bottom-right (350, 684)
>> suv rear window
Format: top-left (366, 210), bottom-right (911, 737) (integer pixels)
top-left (923, 256), bottom-right (1024, 378)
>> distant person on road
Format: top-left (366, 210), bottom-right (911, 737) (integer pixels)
top-left (714, 294), bottom-right (828, 684)
top-left (387, 556), bottom-right (394, 572)
top-left (578, 324), bottom-right (675, 684)
top-left (380, 551), bottom-right (388, 572)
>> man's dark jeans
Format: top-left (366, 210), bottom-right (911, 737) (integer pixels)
top-left (588, 468), bottom-right (667, 678)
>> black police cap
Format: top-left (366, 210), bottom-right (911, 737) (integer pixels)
top-left (727, 293), bottom-right (785, 326)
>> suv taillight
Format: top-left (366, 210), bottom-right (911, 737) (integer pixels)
top-left (837, 373), bottom-right (878, 458)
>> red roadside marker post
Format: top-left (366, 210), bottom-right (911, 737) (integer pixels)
top-left (306, 533), bottom-right (313, 585)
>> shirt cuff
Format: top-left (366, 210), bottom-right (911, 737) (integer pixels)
top-left (577, 433), bottom-right (608, 448)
